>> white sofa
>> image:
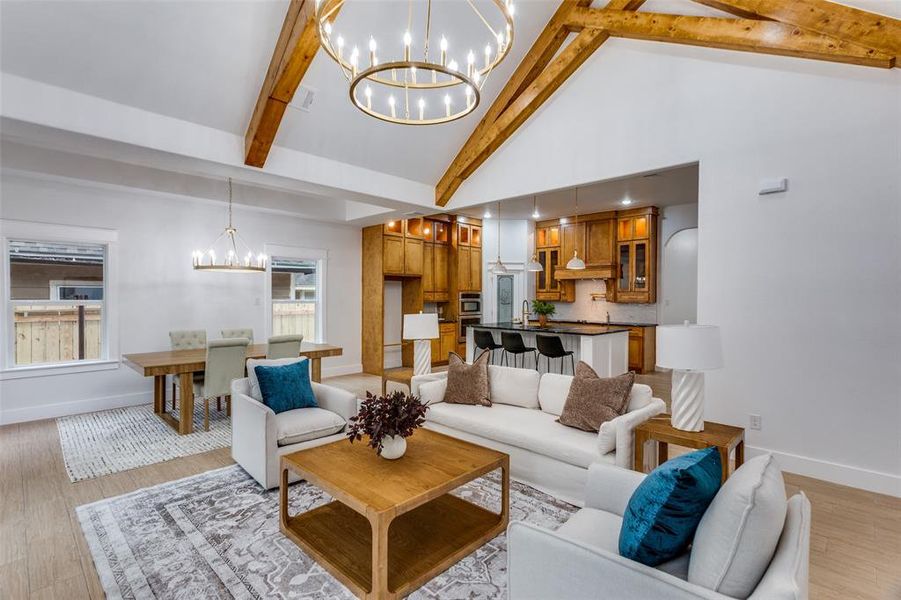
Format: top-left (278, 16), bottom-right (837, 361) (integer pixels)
top-left (231, 376), bottom-right (358, 489)
top-left (508, 460), bottom-right (811, 600)
top-left (411, 365), bottom-right (665, 505)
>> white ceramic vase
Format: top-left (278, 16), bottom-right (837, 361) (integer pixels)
top-left (380, 435), bottom-right (407, 460)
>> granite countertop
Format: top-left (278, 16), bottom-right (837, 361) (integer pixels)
top-left (554, 319), bottom-right (658, 327)
top-left (473, 322), bottom-right (630, 336)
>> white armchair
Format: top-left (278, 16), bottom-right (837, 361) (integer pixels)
top-left (231, 377), bottom-right (357, 489)
top-left (508, 462), bottom-right (811, 600)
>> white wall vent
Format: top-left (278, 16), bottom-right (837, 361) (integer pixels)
top-left (293, 86), bottom-right (316, 112)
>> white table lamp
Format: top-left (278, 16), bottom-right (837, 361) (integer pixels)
top-left (403, 313), bottom-right (440, 376)
top-left (656, 322), bottom-right (723, 432)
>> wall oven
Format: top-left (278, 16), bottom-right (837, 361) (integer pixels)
top-left (459, 292), bottom-right (482, 316)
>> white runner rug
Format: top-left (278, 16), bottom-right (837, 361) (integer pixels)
top-left (57, 402), bottom-right (231, 482)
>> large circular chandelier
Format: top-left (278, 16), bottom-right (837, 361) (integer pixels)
top-left (315, 0), bottom-right (516, 125)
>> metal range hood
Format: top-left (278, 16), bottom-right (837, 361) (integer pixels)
top-left (554, 265), bottom-right (616, 280)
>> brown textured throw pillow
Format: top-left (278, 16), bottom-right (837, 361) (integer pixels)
top-left (444, 351), bottom-right (491, 407)
top-left (557, 362), bottom-right (635, 432)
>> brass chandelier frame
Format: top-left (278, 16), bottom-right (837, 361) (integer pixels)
top-left (316, 0), bottom-right (515, 125)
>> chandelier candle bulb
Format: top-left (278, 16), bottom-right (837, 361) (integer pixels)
top-left (388, 95), bottom-right (396, 118)
top-left (440, 35), bottom-right (448, 66)
top-left (418, 97), bottom-right (425, 120)
top-left (444, 94), bottom-right (451, 117)
top-left (448, 59), bottom-right (458, 73)
top-left (368, 37), bottom-right (377, 67)
top-left (365, 85), bottom-right (372, 109)
top-left (336, 35), bottom-right (344, 59)
top-left (410, 65), bottom-right (417, 83)
top-left (467, 50), bottom-right (475, 78)
top-left (403, 31), bottom-right (412, 61)
top-left (484, 44), bottom-right (491, 69)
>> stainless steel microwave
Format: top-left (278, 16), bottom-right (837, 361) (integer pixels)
top-left (459, 292), bottom-right (482, 315)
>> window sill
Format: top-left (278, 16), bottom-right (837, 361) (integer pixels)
top-left (0, 359), bottom-right (120, 380)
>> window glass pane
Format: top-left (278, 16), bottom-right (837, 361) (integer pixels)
top-left (9, 240), bottom-right (104, 300)
top-left (271, 257), bottom-right (318, 341)
top-left (12, 304), bottom-right (103, 365)
top-left (8, 240), bottom-right (105, 366)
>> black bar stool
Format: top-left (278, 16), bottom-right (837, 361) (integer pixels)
top-left (536, 334), bottom-right (575, 374)
top-left (501, 331), bottom-right (538, 369)
top-left (474, 329), bottom-right (503, 364)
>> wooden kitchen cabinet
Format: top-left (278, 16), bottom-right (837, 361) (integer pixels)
top-left (627, 326), bottom-right (657, 373)
top-left (457, 246), bottom-right (473, 291)
top-left (470, 225), bottom-right (482, 247)
top-left (537, 226), bottom-right (560, 248)
top-left (404, 238), bottom-right (423, 275)
top-left (422, 243), bottom-right (435, 292)
top-left (457, 223), bottom-right (471, 246)
top-left (431, 322), bottom-right (457, 365)
top-left (434, 245), bottom-right (449, 297)
top-left (383, 235), bottom-right (405, 274)
top-left (613, 207), bottom-right (657, 303)
top-left (560, 222), bottom-right (586, 270)
top-left (535, 247), bottom-right (561, 300)
top-left (470, 247), bottom-right (481, 291)
top-left (585, 219), bottom-right (615, 267)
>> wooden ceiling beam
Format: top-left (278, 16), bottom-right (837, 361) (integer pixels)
top-left (565, 9), bottom-right (895, 68)
top-left (245, 0), bottom-right (323, 168)
top-left (435, 0), bottom-right (646, 207)
top-left (691, 0), bottom-right (901, 57)
top-left (691, 0), bottom-right (773, 21)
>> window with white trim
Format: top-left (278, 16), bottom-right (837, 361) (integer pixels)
top-left (6, 239), bottom-right (108, 367)
top-left (270, 257), bottom-right (323, 342)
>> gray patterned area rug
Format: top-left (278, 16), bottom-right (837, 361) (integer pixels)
top-left (76, 464), bottom-right (576, 599)
top-left (58, 402), bottom-right (230, 482)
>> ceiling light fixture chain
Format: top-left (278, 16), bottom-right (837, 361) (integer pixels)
top-left (491, 200), bottom-right (508, 274)
top-left (526, 194), bottom-right (544, 272)
top-left (315, 0), bottom-right (515, 125)
top-left (566, 187), bottom-right (586, 270)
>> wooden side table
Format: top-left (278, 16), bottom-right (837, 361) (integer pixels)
top-left (381, 367), bottom-right (415, 395)
top-left (634, 415), bottom-right (745, 483)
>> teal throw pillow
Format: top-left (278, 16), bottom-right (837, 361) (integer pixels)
top-left (619, 447), bottom-right (722, 566)
top-left (253, 359), bottom-right (317, 414)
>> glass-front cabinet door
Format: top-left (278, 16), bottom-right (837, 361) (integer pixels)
top-left (618, 242), bottom-right (631, 292)
top-left (634, 241), bottom-right (648, 291)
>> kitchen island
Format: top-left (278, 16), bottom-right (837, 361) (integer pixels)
top-left (466, 322), bottom-right (629, 377)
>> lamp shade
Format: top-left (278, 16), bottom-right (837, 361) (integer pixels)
top-left (403, 313), bottom-right (439, 340)
top-left (656, 323), bottom-right (723, 371)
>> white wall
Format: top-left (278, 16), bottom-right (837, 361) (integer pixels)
top-left (481, 219), bottom-right (531, 323)
top-left (0, 172), bottom-right (362, 423)
top-left (659, 203), bottom-right (699, 325)
top-left (458, 40), bottom-right (901, 495)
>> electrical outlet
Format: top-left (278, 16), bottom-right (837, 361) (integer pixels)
top-left (749, 414), bottom-right (762, 430)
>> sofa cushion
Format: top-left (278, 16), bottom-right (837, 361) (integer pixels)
top-left (558, 363), bottom-right (634, 432)
top-left (246, 356), bottom-right (306, 402)
top-left (540, 376), bottom-right (652, 417)
top-left (445, 352), bottom-right (491, 406)
top-left (488, 365), bottom-right (540, 409)
top-left (275, 407), bottom-right (345, 446)
top-left (688, 454), bottom-right (788, 599)
top-left (619, 447), bottom-right (722, 567)
top-left (418, 378), bottom-right (447, 405)
top-left (426, 402), bottom-right (603, 468)
top-left (557, 508), bottom-right (690, 581)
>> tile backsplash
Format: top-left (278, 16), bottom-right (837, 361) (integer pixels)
top-left (546, 280), bottom-right (659, 324)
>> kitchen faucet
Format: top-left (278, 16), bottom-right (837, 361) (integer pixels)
top-left (522, 300), bottom-right (531, 327)
top-left (606, 311), bottom-right (611, 324)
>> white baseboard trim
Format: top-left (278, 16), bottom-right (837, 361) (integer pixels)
top-left (321, 363), bottom-right (363, 379)
top-left (0, 390), bottom-right (152, 425)
top-left (747, 444), bottom-right (901, 498)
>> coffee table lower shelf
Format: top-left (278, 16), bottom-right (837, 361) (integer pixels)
top-left (281, 494), bottom-right (504, 599)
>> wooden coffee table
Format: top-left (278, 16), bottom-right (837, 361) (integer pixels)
top-left (279, 429), bottom-right (509, 600)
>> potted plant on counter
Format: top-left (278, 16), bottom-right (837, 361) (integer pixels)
top-left (347, 390), bottom-right (429, 459)
top-left (532, 299), bottom-right (556, 328)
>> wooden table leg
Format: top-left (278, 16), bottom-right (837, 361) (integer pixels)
top-left (370, 514), bottom-right (392, 600)
top-left (633, 430), bottom-right (647, 473)
top-left (657, 441), bottom-right (668, 465)
top-left (153, 375), bottom-right (165, 413)
top-left (310, 357), bottom-right (322, 383)
top-left (279, 461), bottom-right (290, 530)
top-left (381, 376), bottom-right (387, 396)
top-left (501, 458), bottom-right (510, 526)
top-left (178, 371), bottom-right (195, 435)
top-left (718, 447), bottom-right (730, 483)
top-left (735, 439), bottom-right (745, 469)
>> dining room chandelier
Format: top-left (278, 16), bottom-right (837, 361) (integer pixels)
top-left (315, 0), bottom-right (516, 125)
top-left (192, 178), bottom-right (267, 273)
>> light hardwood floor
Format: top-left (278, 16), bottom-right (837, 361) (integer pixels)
top-left (0, 371), bottom-right (898, 599)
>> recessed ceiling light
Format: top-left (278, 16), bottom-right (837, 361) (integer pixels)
top-left (621, 199), bottom-right (633, 206)
top-left (532, 210), bottom-right (540, 219)
top-left (560, 217), bottom-right (568, 224)
top-left (483, 208), bottom-right (492, 218)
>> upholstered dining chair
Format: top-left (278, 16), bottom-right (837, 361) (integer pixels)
top-left (168, 329), bottom-right (207, 412)
top-left (221, 328), bottom-right (253, 343)
top-left (195, 337), bottom-right (250, 431)
top-left (266, 334), bottom-right (303, 359)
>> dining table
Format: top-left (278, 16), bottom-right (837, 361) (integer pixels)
top-left (123, 342), bottom-right (343, 435)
